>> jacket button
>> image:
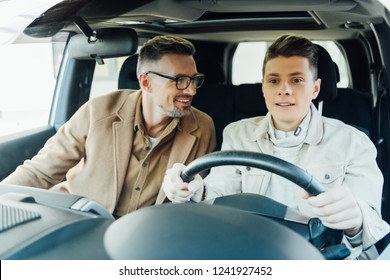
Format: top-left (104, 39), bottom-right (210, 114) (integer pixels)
top-left (135, 186), bottom-right (141, 191)
top-left (324, 174), bottom-right (330, 180)
top-left (246, 166), bottom-right (251, 171)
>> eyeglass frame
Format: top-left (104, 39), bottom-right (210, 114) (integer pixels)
top-left (145, 71), bottom-right (205, 90)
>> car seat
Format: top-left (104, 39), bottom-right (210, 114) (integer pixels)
top-left (192, 57), bottom-right (236, 150)
top-left (118, 54), bottom-right (140, 90)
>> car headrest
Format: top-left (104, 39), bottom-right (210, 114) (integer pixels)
top-left (196, 57), bottom-right (226, 84)
top-left (68, 28), bottom-right (138, 64)
top-left (316, 44), bottom-right (338, 102)
top-left (333, 61), bottom-right (341, 83)
top-left (118, 54), bottom-right (140, 90)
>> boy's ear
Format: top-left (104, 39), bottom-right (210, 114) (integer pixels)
top-left (312, 78), bottom-right (321, 100)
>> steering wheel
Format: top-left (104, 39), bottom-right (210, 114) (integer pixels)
top-left (181, 151), bottom-right (348, 257)
top-left (181, 150), bottom-right (325, 195)
top-left (104, 151), bottom-right (349, 260)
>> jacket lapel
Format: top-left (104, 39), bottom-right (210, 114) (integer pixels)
top-left (112, 90), bottom-right (140, 201)
top-left (167, 132), bottom-right (196, 167)
top-left (113, 120), bottom-right (134, 201)
top-left (155, 111), bottom-right (198, 204)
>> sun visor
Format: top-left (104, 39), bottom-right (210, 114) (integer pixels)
top-left (68, 28), bottom-right (138, 64)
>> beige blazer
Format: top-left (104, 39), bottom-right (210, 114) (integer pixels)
top-left (2, 90), bottom-right (216, 212)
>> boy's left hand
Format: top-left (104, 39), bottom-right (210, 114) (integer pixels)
top-left (305, 186), bottom-right (363, 236)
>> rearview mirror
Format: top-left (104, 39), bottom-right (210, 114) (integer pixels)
top-left (68, 28), bottom-right (138, 64)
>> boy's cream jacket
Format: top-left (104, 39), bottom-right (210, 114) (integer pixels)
top-left (205, 104), bottom-right (390, 259)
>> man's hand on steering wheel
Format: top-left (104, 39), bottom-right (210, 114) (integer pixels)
top-left (304, 186), bottom-right (363, 237)
top-left (162, 163), bottom-right (204, 203)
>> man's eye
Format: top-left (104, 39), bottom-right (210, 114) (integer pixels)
top-left (268, 79), bottom-right (278, 84)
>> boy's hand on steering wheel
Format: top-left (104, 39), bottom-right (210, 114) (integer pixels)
top-left (305, 186), bottom-right (363, 236)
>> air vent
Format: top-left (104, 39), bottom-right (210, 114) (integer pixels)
top-left (0, 203), bottom-right (41, 233)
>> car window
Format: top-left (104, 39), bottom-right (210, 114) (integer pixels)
top-left (90, 45), bottom-right (143, 99)
top-left (232, 40), bottom-right (349, 88)
top-left (0, 37), bottom-right (66, 137)
top-left (90, 56), bottom-right (128, 99)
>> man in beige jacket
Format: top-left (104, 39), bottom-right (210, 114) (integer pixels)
top-left (2, 35), bottom-right (216, 217)
top-left (162, 34), bottom-right (390, 259)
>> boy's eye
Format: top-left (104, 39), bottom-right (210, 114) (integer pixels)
top-left (293, 78), bottom-right (303, 83)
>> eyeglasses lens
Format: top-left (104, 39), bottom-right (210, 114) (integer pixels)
top-left (194, 76), bottom-right (204, 88)
top-left (176, 75), bottom-right (204, 90)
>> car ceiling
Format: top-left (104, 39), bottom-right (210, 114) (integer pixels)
top-left (20, 0), bottom-right (389, 42)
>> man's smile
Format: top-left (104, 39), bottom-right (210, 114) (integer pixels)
top-left (175, 95), bottom-right (193, 106)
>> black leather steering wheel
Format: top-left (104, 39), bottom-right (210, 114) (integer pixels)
top-left (181, 150), bottom-right (325, 195)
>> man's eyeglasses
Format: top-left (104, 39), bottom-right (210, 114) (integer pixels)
top-left (146, 71), bottom-right (205, 90)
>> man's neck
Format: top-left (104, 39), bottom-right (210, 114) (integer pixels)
top-left (141, 95), bottom-right (172, 138)
top-left (143, 116), bottom-right (172, 138)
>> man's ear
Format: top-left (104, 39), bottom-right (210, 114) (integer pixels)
top-left (139, 73), bottom-right (151, 92)
top-left (312, 78), bottom-right (321, 100)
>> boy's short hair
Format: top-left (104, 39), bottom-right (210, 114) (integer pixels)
top-left (262, 33), bottom-right (319, 79)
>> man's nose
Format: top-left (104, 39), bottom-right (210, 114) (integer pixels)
top-left (183, 81), bottom-right (197, 95)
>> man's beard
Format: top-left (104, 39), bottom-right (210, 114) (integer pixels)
top-left (166, 105), bottom-right (191, 118)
